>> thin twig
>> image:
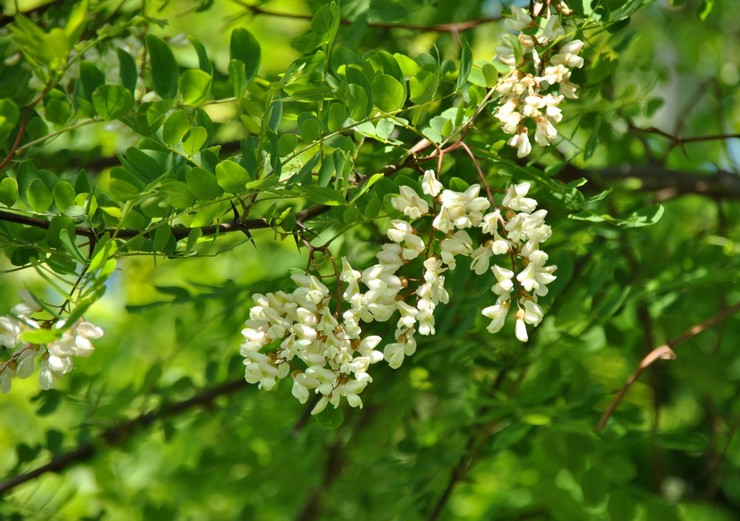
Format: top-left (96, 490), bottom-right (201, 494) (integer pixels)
top-left (629, 123), bottom-right (740, 147)
top-left (596, 302), bottom-right (740, 431)
top-left (0, 378), bottom-right (247, 495)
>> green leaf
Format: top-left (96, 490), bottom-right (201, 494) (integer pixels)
top-left (92, 85), bottom-right (134, 120)
top-left (216, 160), bottom-right (250, 193)
top-left (153, 223), bottom-right (175, 253)
top-left (302, 185), bottom-right (345, 206)
top-left (230, 28), bottom-right (261, 83)
top-left (77, 62), bottom-right (105, 101)
top-left (0, 177), bottom-right (18, 206)
top-left (182, 126), bottom-right (208, 155)
top-left (311, 2), bottom-right (339, 35)
top-left (42, 89), bottom-right (71, 126)
top-left (228, 59), bottom-right (246, 98)
top-left (278, 134), bottom-right (299, 156)
top-left (27, 178), bottom-right (53, 212)
top-left (47, 215), bottom-right (75, 249)
top-left (318, 155), bottom-right (335, 187)
top-left (52, 181), bottom-right (76, 210)
top-left (109, 167), bottom-right (145, 198)
top-left (293, 32), bottom-right (324, 54)
top-left (163, 109), bottom-right (190, 146)
top-left (457, 40), bottom-right (472, 90)
top-left (299, 113), bottom-right (322, 142)
top-left (0, 99), bottom-right (20, 144)
top-left (116, 48), bottom-right (138, 94)
top-left (88, 234), bottom-right (117, 272)
top-left (179, 69), bottom-right (212, 106)
top-left (19, 328), bottom-right (64, 345)
top-left (409, 70), bottom-right (438, 104)
top-left (346, 68), bottom-right (374, 116)
top-left (63, 0), bottom-right (88, 43)
top-left (189, 37), bottom-right (214, 74)
top-left (375, 118), bottom-right (395, 140)
top-left (482, 63), bottom-right (499, 87)
top-left (146, 35), bottom-right (179, 99)
top-left (346, 84), bottom-right (369, 120)
top-left (59, 228), bottom-right (87, 263)
top-left (161, 181), bottom-right (195, 209)
top-left (327, 102), bottom-right (347, 132)
top-left (620, 204), bottom-right (664, 228)
top-left (371, 74), bottom-right (405, 112)
top-left (698, 0), bottom-right (715, 20)
top-left (187, 167), bottom-right (222, 200)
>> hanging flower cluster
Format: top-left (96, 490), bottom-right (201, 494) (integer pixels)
top-left (240, 171), bottom-right (557, 413)
top-left (494, 3), bottom-right (584, 157)
top-left (0, 291), bottom-right (104, 393)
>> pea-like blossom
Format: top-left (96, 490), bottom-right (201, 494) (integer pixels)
top-left (494, 4), bottom-right (585, 156)
top-left (238, 176), bottom-right (558, 412)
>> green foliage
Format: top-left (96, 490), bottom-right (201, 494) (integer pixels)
top-left (0, 0), bottom-right (738, 520)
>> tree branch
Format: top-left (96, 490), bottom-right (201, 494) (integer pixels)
top-left (629, 123), bottom-right (740, 146)
top-left (0, 151), bottom-right (420, 245)
top-left (0, 378), bottom-right (247, 495)
top-left (235, 1), bottom-right (502, 33)
top-left (559, 164), bottom-right (740, 200)
top-left (596, 302), bottom-right (740, 431)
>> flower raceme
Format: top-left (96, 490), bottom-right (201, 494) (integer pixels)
top-left (0, 291), bottom-right (104, 394)
top-left (494, 3), bottom-right (585, 157)
top-left (240, 172), bottom-right (557, 414)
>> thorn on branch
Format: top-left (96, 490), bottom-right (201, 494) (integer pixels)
top-left (596, 302), bottom-right (740, 431)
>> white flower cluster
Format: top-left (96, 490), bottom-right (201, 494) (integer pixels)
top-left (0, 291), bottom-right (103, 393)
top-left (240, 170), bottom-right (557, 413)
top-left (494, 4), bottom-right (584, 158)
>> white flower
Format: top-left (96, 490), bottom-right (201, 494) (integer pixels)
top-left (0, 316), bottom-right (22, 347)
top-left (492, 265), bottom-right (515, 296)
top-left (543, 94), bottom-right (564, 122)
top-left (551, 40), bottom-right (585, 69)
top-left (495, 100), bottom-right (522, 135)
top-left (522, 300), bottom-right (544, 326)
top-left (506, 6), bottom-right (532, 32)
top-left (534, 117), bottom-right (558, 146)
top-left (396, 301), bottom-right (418, 329)
top-left (1, 363), bottom-right (15, 393)
top-left (38, 361), bottom-right (55, 390)
top-left (11, 290), bottom-right (41, 317)
top-left (470, 246), bottom-right (493, 275)
top-left (481, 210), bottom-right (502, 234)
top-left (508, 131), bottom-right (532, 158)
top-left (516, 260), bottom-right (557, 296)
top-left (502, 182), bottom-right (537, 213)
top-left (421, 169), bottom-right (443, 197)
top-left (482, 302), bottom-right (509, 333)
top-left (440, 230), bottom-right (473, 268)
top-left (376, 243), bottom-right (404, 267)
top-left (515, 313), bottom-right (529, 342)
top-left (387, 220), bottom-right (413, 243)
top-left (560, 79), bottom-right (579, 99)
top-left (384, 341), bottom-right (406, 369)
top-left (391, 185), bottom-right (429, 220)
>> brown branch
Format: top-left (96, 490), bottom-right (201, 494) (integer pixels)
top-left (0, 108), bottom-right (35, 171)
top-left (237, 1), bottom-right (502, 33)
top-left (0, 378), bottom-right (247, 495)
top-left (558, 164), bottom-right (740, 200)
top-left (629, 123), bottom-right (740, 147)
top-left (0, 147), bottom-right (422, 246)
top-left (596, 302), bottom-right (740, 431)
